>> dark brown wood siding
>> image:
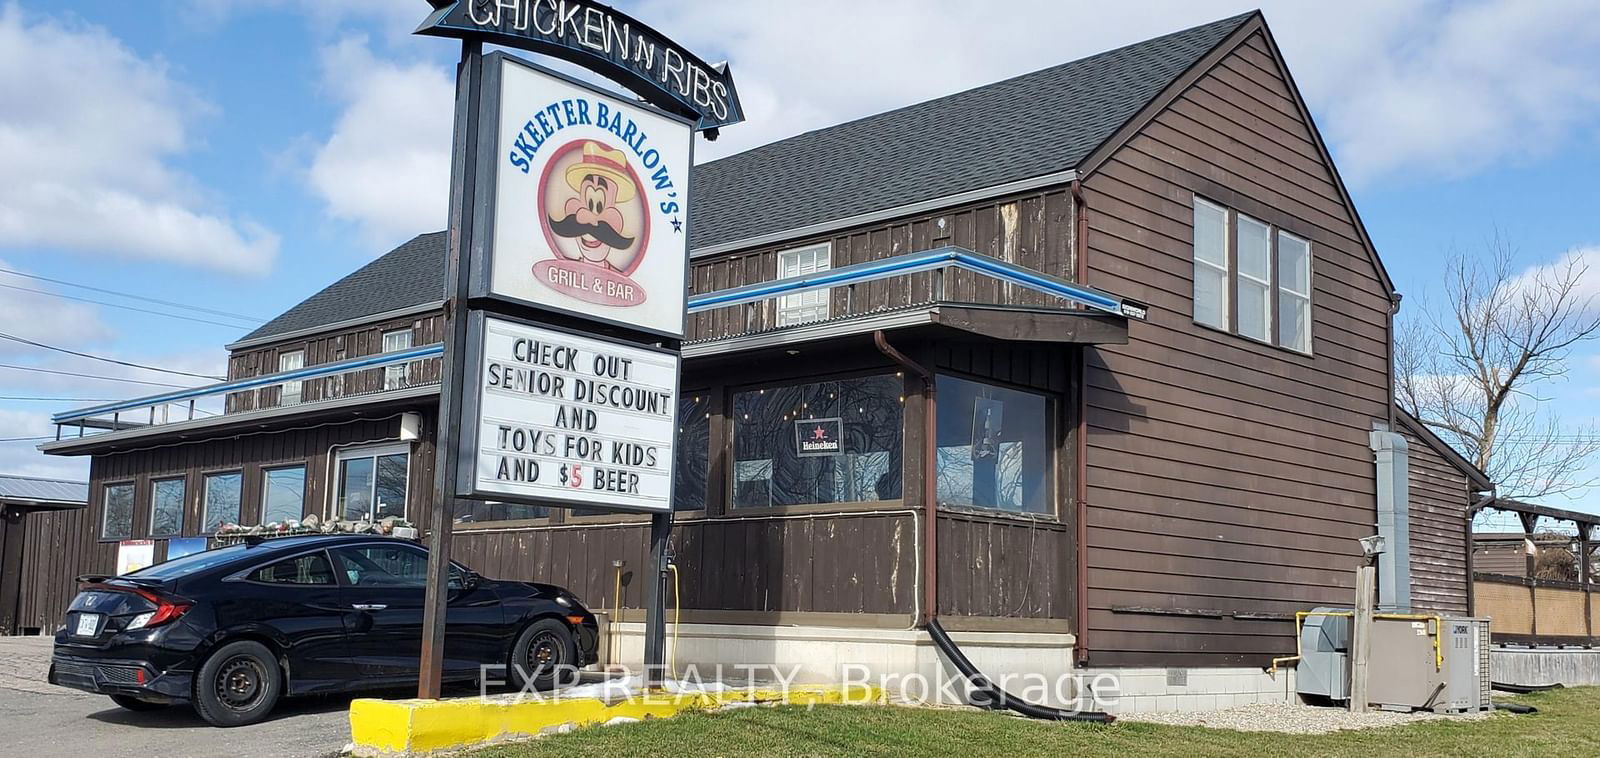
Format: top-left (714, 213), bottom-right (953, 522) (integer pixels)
top-left (687, 189), bottom-right (1076, 342)
top-left (226, 313), bottom-right (445, 413)
top-left (17, 506), bottom-right (113, 634)
top-left (1403, 428), bottom-right (1470, 615)
top-left (1080, 32), bottom-right (1391, 666)
top-left (1473, 540), bottom-right (1529, 577)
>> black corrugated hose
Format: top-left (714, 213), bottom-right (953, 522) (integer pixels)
top-left (1492, 681), bottom-right (1564, 694)
top-left (926, 617), bottom-right (1116, 724)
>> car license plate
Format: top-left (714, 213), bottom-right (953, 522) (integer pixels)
top-left (74, 613), bottom-right (100, 637)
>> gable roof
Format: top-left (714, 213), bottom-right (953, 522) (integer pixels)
top-left (688, 12), bottom-right (1254, 254)
top-left (1397, 408), bottom-right (1493, 492)
top-left (235, 13), bottom-right (1256, 347)
top-left (235, 231), bottom-right (448, 346)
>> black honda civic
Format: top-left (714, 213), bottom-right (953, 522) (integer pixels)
top-left (48, 534), bottom-right (598, 726)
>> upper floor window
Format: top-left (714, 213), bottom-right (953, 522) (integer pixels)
top-left (382, 329), bottom-right (414, 390)
top-left (278, 349), bottom-right (305, 405)
top-left (102, 482), bottom-right (134, 540)
top-left (776, 244), bottom-right (831, 326)
top-left (1191, 198), bottom-right (1313, 354)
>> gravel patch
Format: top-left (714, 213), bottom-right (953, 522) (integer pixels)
top-left (1119, 702), bottom-right (1493, 734)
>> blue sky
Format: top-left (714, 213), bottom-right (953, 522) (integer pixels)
top-left (2, 1), bottom-right (1599, 525)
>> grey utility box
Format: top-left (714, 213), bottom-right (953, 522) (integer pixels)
top-left (1368, 617), bottom-right (1443, 711)
top-left (1296, 608), bottom-right (1350, 701)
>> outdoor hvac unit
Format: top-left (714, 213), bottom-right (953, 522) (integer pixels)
top-left (1297, 611), bottom-right (1491, 713)
top-left (1296, 608), bottom-right (1351, 702)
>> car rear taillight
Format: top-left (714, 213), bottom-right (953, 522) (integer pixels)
top-left (82, 582), bottom-right (192, 631)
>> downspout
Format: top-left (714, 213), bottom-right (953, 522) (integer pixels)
top-left (1386, 292), bottom-right (1402, 431)
top-left (874, 330), bottom-right (936, 627)
top-left (1464, 489), bottom-right (1496, 616)
top-left (1070, 179), bottom-right (1091, 666)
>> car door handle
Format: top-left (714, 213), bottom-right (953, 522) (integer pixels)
top-left (351, 604), bottom-right (387, 612)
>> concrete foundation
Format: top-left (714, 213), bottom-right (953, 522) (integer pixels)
top-left (1491, 646), bottom-right (1600, 687)
top-left (601, 620), bottom-right (1296, 713)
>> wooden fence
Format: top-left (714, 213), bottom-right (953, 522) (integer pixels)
top-left (1475, 572), bottom-right (1599, 644)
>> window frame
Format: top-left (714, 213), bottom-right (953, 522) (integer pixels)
top-left (1191, 196), bottom-right (1314, 356)
top-left (148, 476), bottom-right (186, 538)
top-left (100, 480), bottom-right (137, 541)
top-left (931, 369), bottom-right (1060, 521)
top-left (727, 368), bottom-right (907, 514)
top-left (260, 464), bottom-right (308, 525)
top-left (332, 442), bottom-right (413, 521)
top-left (278, 349), bottom-right (305, 406)
top-left (1191, 198), bottom-right (1231, 331)
top-left (775, 242), bottom-right (833, 327)
top-left (200, 469), bottom-right (245, 534)
top-left (381, 328), bottom-right (414, 390)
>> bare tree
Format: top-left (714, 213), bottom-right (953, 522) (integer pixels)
top-left (1397, 236), bottom-right (1600, 500)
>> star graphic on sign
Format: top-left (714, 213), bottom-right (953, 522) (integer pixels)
top-left (812, 426), bottom-right (828, 440)
top-left (671, 216), bottom-right (683, 233)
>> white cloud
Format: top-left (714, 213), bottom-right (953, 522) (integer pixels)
top-left (304, 36), bottom-right (455, 247)
top-left (0, 408), bottom-right (87, 480)
top-left (285, 0), bottom-right (1600, 238)
top-left (637, 0), bottom-right (1600, 182)
top-left (0, 4), bottom-right (278, 274)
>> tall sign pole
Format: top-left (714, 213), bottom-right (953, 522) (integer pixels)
top-left (414, 0), bottom-right (740, 698)
top-left (419, 37), bottom-right (484, 700)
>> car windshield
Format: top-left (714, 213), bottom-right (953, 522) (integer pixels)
top-left (124, 544), bottom-right (250, 579)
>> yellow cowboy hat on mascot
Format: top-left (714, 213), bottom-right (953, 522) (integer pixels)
top-left (564, 141), bottom-right (637, 203)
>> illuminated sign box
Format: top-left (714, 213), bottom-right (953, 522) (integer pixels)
top-left (458, 313), bottom-right (679, 513)
top-left (471, 53), bottom-right (694, 339)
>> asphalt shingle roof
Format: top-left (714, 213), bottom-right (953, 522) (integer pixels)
top-left (237, 14), bottom-right (1251, 345)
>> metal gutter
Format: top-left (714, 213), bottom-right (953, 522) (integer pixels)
top-left (225, 301), bottom-right (446, 351)
top-left (690, 170), bottom-right (1079, 259)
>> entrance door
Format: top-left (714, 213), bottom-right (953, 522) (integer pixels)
top-left (0, 506), bottom-right (25, 634)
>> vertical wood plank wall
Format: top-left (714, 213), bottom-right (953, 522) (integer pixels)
top-left (1403, 428), bottom-right (1470, 615)
top-left (226, 314), bottom-right (445, 412)
top-left (1079, 32), bottom-right (1392, 666)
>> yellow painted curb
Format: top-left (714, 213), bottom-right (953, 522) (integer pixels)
top-left (349, 684), bottom-right (882, 756)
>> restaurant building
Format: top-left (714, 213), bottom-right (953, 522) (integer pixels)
top-left (31, 12), bottom-right (1492, 711)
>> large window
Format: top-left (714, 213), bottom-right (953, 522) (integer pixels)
top-left (278, 349), bottom-right (304, 406)
top-left (382, 329), bottom-right (414, 390)
top-left (935, 375), bottom-right (1051, 514)
top-left (149, 477), bottom-right (185, 537)
top-left (102, 482), bottom-right (134, 539)
top-left (1191, 197), bottom-right (1313, 353)
top-left (776, 244), bottom-right (831, 326)
top-left (336, 444), bottom-right (409, 521)
top-left (675, 393), bottom-right (710, 511)
top-left (202, 471), bottom-right (243, 532)
top-left (733, 374), bottom-right (902, 508)
top-left (262, 465), bottom-right (306, 525)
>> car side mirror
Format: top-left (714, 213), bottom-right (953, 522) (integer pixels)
top-left (463, 570), bottom-right (481, 590)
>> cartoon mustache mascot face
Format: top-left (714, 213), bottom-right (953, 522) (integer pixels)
top-left (547, 141), bottom-right (640, 270)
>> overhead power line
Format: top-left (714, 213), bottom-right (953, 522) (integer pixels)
top-left (0, 362), bottom-right (196, 388)
top-left (0, 282), bottom-right (256, 330)
top-left (0, 266), bottom-right (266, 322)
top-left (0, 331), bottom-right (225, 381)
top-left (0, 435), bottom-right (53, 443)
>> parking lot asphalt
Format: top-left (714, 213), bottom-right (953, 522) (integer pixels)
top-left (0, 635), bottom-right (352, 758)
